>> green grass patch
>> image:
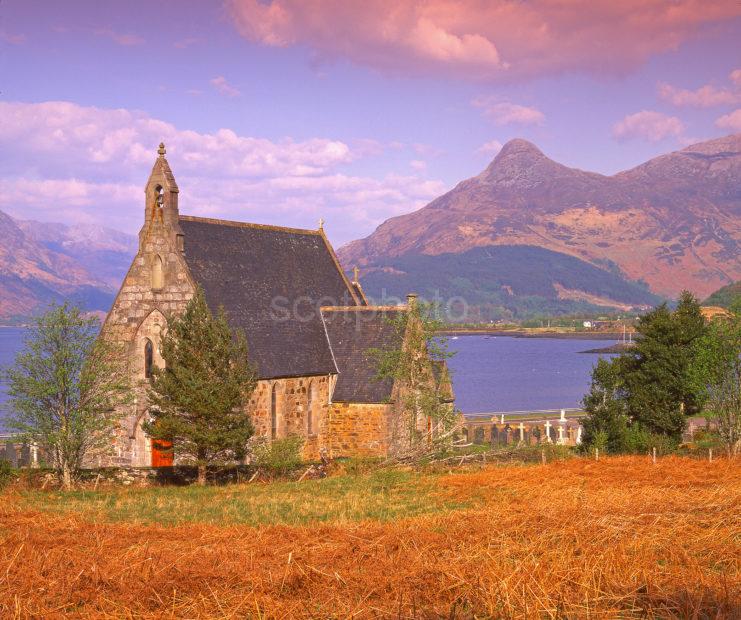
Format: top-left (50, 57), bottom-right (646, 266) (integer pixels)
top-left (17, 469), bottom-right (476, 527)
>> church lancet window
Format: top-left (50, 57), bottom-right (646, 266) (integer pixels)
top-left (151, 255), bottom-right (164, 289)
top-left (144, 339), bottom-right (154, 379)
top-left (270, 383), bottom-right (278, 439)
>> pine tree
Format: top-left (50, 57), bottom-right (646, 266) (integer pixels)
top-left (622, 291), bottom-right (707, 441)
top-left (144, 288), bottom-right (257, 485)
top-left (581, 357), bottom-right (629, 453)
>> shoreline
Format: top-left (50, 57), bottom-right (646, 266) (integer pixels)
top-left (439, 330), bottom-right (633, 341)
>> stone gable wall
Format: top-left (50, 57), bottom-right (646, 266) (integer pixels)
top-left (100, 214), bottom-right (195, 467)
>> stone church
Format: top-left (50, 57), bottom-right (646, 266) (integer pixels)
top-left (101, 144), bottom-right (453, 467)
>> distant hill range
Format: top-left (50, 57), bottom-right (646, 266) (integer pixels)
top-left (703, 281), bottom-right (741, 309)
top-left (0, 209), bottom-right (136, 323)
top-left (340, 134), bottom-right (741, 319)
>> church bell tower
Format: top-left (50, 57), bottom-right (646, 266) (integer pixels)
top-left (140, 143), bottom-right (184, 252)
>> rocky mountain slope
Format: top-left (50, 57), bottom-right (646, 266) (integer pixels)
top-left (0, 210), bottom-right (136, 323)
top-left (340, 134), bottom-right (741, 312)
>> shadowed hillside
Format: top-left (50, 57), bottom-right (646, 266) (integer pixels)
top-left (355, 245), bottom-right (659, 320)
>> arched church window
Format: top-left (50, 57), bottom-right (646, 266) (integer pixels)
top-left (270, 383), bottom-right (278, 439)
top-left (307, 381), bottom-right (314, 435)
top-left (144, 339), bottom-right (154, 379)
top-left (152, 255), bottom-right (163, 289)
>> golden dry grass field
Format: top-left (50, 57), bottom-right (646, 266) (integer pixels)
top-left (1, 456), bottom-right (739, 618)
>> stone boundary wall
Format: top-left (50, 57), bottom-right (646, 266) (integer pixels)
top-left (16, 465), bottom-right (256, 489)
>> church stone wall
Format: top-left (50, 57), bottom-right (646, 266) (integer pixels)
top-left (247, 375), bottom-right (332, 461)
top-left (327, 402), bottom-right (391, 458)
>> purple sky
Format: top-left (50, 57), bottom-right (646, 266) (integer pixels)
top-left (1, 1), bottom-right (740, 247)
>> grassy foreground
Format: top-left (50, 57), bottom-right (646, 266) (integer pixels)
top-left (1, 456), bottom-right (739, 618)
top-left (14, 468), bottom-right (474, 526)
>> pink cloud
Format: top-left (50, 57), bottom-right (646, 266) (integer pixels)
top-left (472, 97), bottom-right (544, 126)
top-left (730, 69), bottom-right (741, 87)
top-left (410, 159), bottom-right (427, 171)
top-left (94, 29), bottom-right (144, 46)
top-left (210, 76), bottom-right (241, 97)
top-left (226, 0), bottom-right (741, 81)
top-left (174, 37), bottom-right (202, 49)
top-left (0, 30), bottom-right (26, 45)
top-left (612, 110), bottom-right (685, 142)
top-left (411, 143), bottom-right (445, 157)
top-left (0, 101), bottom-right (443, 243)
top-left (658, 82), bottom-right (740, 107)
top-left (716, 109), bottom-right (741, 132)
top-left (476, 140), bottom-right (503, 156)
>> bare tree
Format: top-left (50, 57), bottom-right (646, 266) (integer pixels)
top-left (370, 299), bottom-right (458, 455)
top-left (4, 303), bottom-right (130, 489)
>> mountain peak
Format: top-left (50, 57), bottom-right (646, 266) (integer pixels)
top-left (478, 138), bottom-right (561, 183)
top-left (496, 138), bottom-right (545, 160)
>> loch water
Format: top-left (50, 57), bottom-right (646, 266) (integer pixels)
top-left (445, 334), bottom-right (615, 413)
top-left (0, 328), bottom-right (616, 428)
top-left (0, 328), bottom-right (26, 431)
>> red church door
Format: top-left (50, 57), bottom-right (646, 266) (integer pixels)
top-left (151, 440), bottom-right (173, 467)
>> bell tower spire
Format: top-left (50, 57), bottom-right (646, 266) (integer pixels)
top-left (144, 142), bottom-right (179, 225)
top-left (140, 142), bottom-right (183, 250)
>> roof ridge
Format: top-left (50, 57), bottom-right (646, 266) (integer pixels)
top-left (317, 228), bottom-right (363, 306)
top-left (179, 215), bottom-right (322, 235)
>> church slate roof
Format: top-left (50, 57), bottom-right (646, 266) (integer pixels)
top-left (179, 216), bottom-right (359, 379)
top-left (321, 306), bottom-right (407, 403)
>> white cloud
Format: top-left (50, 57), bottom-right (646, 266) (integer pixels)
top-left (410, 159), bottom-right (427, 171)
top-left (210, 76), bottom-right (241, 97)
top-left (612, 110), bottom-right (685, 142)
top-left (472, 97), bottom-right (544, 126)
top-left (715, 109), bottom-right (741, 132)
top-left (0, 101), bottom-right (444, 244)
